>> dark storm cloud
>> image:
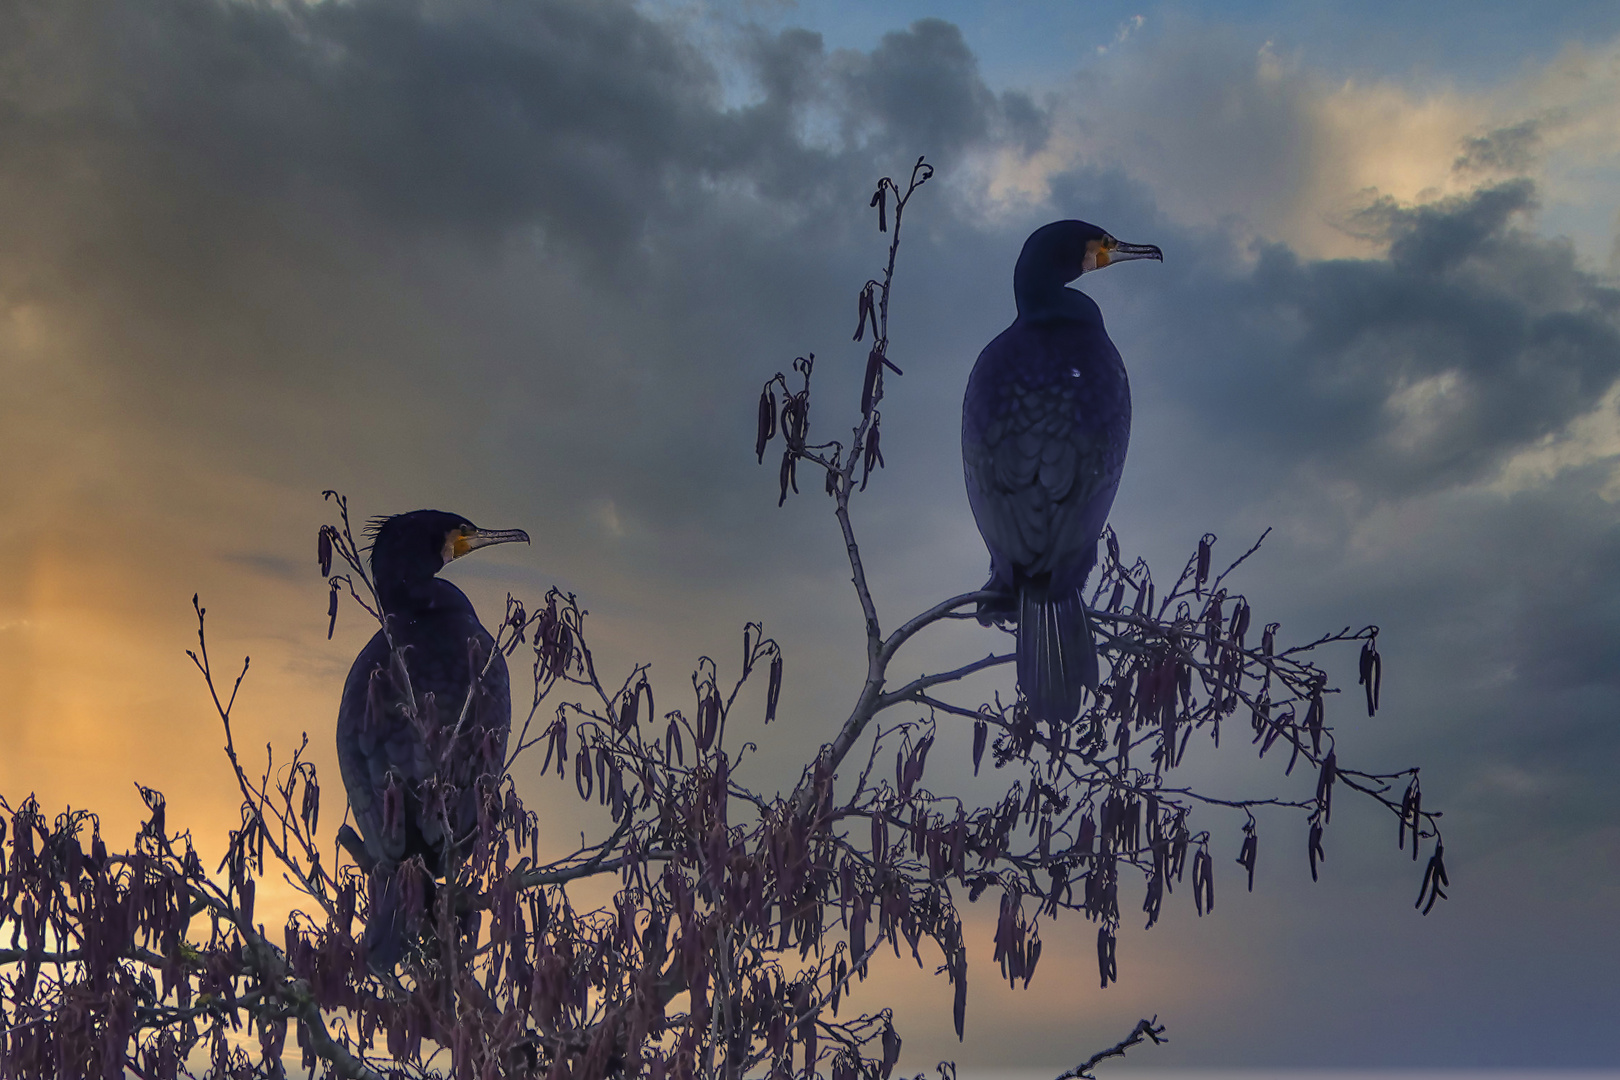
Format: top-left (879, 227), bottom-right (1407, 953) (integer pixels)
top-left (0, 0), bottom-right (1034, 266)
top-left (722, 19), bottom-right (1047, 192)
top-left (1142, 179), bottom-right (1620, 495)
top-left (2, 0), bottom-right (727, 264)
top-left (1314, 471), bottom-right (1620, 792)
top-left (0, 0), bottom-right (1043, 548)
top-left (1511, 482), bottom-right (1620, 692)
top-left (1453, 118), bottom-right (1544, 175)
top-left (833, 19), bottom-right (1048, 157)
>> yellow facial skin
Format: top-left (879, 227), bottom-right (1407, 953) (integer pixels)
top-left (1082, 236), bottom-right (1118, 274)
top-left (444, 525), bottom-right (476, 563)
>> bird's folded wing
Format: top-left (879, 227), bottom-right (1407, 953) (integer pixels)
top-left (971, 403), bottom-right (1111, 580)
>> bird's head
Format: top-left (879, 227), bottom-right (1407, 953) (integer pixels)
top-left (1014, 220), bottom-right (1162, 312)
top-left (367, 510), bottom-right (531, 589)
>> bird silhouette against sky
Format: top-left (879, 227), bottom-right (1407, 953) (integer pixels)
top-left (963, 220), bottom-right (1162, 723)
top-left (335, 510), bottom-right (529, 970)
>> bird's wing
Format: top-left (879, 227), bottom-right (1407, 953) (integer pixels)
top-left (404, 620), bottom-right (512, 857)
top-left (963, 427), bottom-right (1025, 571)
top-left (448, 629), bottom-right (511, 848)
top-left (338, 615), bottom-right (512, 868)
top-left (336, 630), bottom-right (415, 866)
top-left (964, 326), bottom-right (1128, 586)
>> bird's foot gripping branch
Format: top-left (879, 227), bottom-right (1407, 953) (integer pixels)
top-left (0, 160), bottom-right (1442, 1080)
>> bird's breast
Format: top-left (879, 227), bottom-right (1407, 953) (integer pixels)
top-left (962, 316), bottom-right (1133, 582)
top-left (964, 319), bottom-right (1131, 448)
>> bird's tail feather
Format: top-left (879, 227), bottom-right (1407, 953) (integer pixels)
top-left (1017, 580), bottom-right (1097, 723)
top-left (363, 866), bottom-right (407, 972)
top-left (363, 858), bottom-right (433, 972)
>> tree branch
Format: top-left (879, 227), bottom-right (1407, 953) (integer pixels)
top-left (1054, 1017), bottom-right (1167, 1080)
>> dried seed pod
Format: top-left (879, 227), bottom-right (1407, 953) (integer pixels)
top-left (1236, 828), bottom-right (1257, 892)
top-left (871, 184), bottom-right (888, 233)
top-left (854, 284), bottom-right (874, 342)
top-left (1305, 682), bottom-right (1324, 755)
top-left (1359, 634), bottom-right (1382, 716)
top-left (756, 388), bottom-right (777, 464)
top-left (621, 683), bottom-right (640, 733)
top-left (861, 346), bottom-right (883, 417)
top-left (1204, 593), bottom-right (1224, 661)
top-left (301, 773), bottom-right (319, 836)
top-left (696, 686), bottom-right (719, 751)
top-left (1416, 843), bottom-right (1448, 914)
top-left (318, 527), bottom-right (333, 576)
top-left (1196, 533), bottom-right (1214, 593)
top-left (1399, 778), bottom-right (1423, 858)
top-left (778, 396), bottom-right (796, 446)
top-left (575, 747), bottom-right (593, 802)
top-left (1231, 600), bottom-right (1250, 644)
top-left (766, 655), bottom-right (783, 723)
top-left (952, 954), bottom-right (967, 1037)
top-left (1315, 751), bottom-right (1337, 822)
top-left (860, 415), bottom-right (885, 490)
top-left (777, 450), bottom-right (798, 507)
top-left (1025, 934), bottom-right (1042, 987)
top-left (1192, 848), bottom-right (1215, 915)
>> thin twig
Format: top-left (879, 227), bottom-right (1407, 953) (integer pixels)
top-left (1053, 1017), bottom-right (1167, 1080)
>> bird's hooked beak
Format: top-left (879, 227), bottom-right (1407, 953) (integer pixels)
top-left (445, 526), bottom-right (531, 563)
top-left (1084, 236), bottom-right (1164, 274)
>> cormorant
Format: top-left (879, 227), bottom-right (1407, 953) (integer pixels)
top-left (962, 220), bottom-right (1161, 724)
top-left (335, 510), bottom-right (529, 969)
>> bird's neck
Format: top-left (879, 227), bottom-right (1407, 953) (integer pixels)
top-left (378, 576), bottom-right (472, 621)
top-left (1014, 281), bottom-right (1101, 324)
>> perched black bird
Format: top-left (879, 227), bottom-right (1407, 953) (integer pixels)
top-left (335, 510), bottom-right (529, 969)
top-left (963, 220), bottom-right (1161, 723)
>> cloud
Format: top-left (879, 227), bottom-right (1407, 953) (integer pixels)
top-left (1095, 14), bottom-right (1145, 56)
top-left (1454, 118), bottom-right (1545, 175)
top-left (977, 24), bottom-right (1620, 269)
top-left (0, 1), bottom-right (1043, 538)
top-left (974, 28), bottom-right (1490, 255)
top-left (3, 2), bottom-right (1620, 1067)
top-left (2, 0), bottom-right (735, 270)
top-left (1132, 179), bottom-right (1620, 499)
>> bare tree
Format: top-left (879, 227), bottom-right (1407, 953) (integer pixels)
top-left (0, 158), bottom-right (1445, 1080)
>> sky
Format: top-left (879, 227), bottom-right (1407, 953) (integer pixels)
top-left (2, 0), bottom-right (1619, 1072)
